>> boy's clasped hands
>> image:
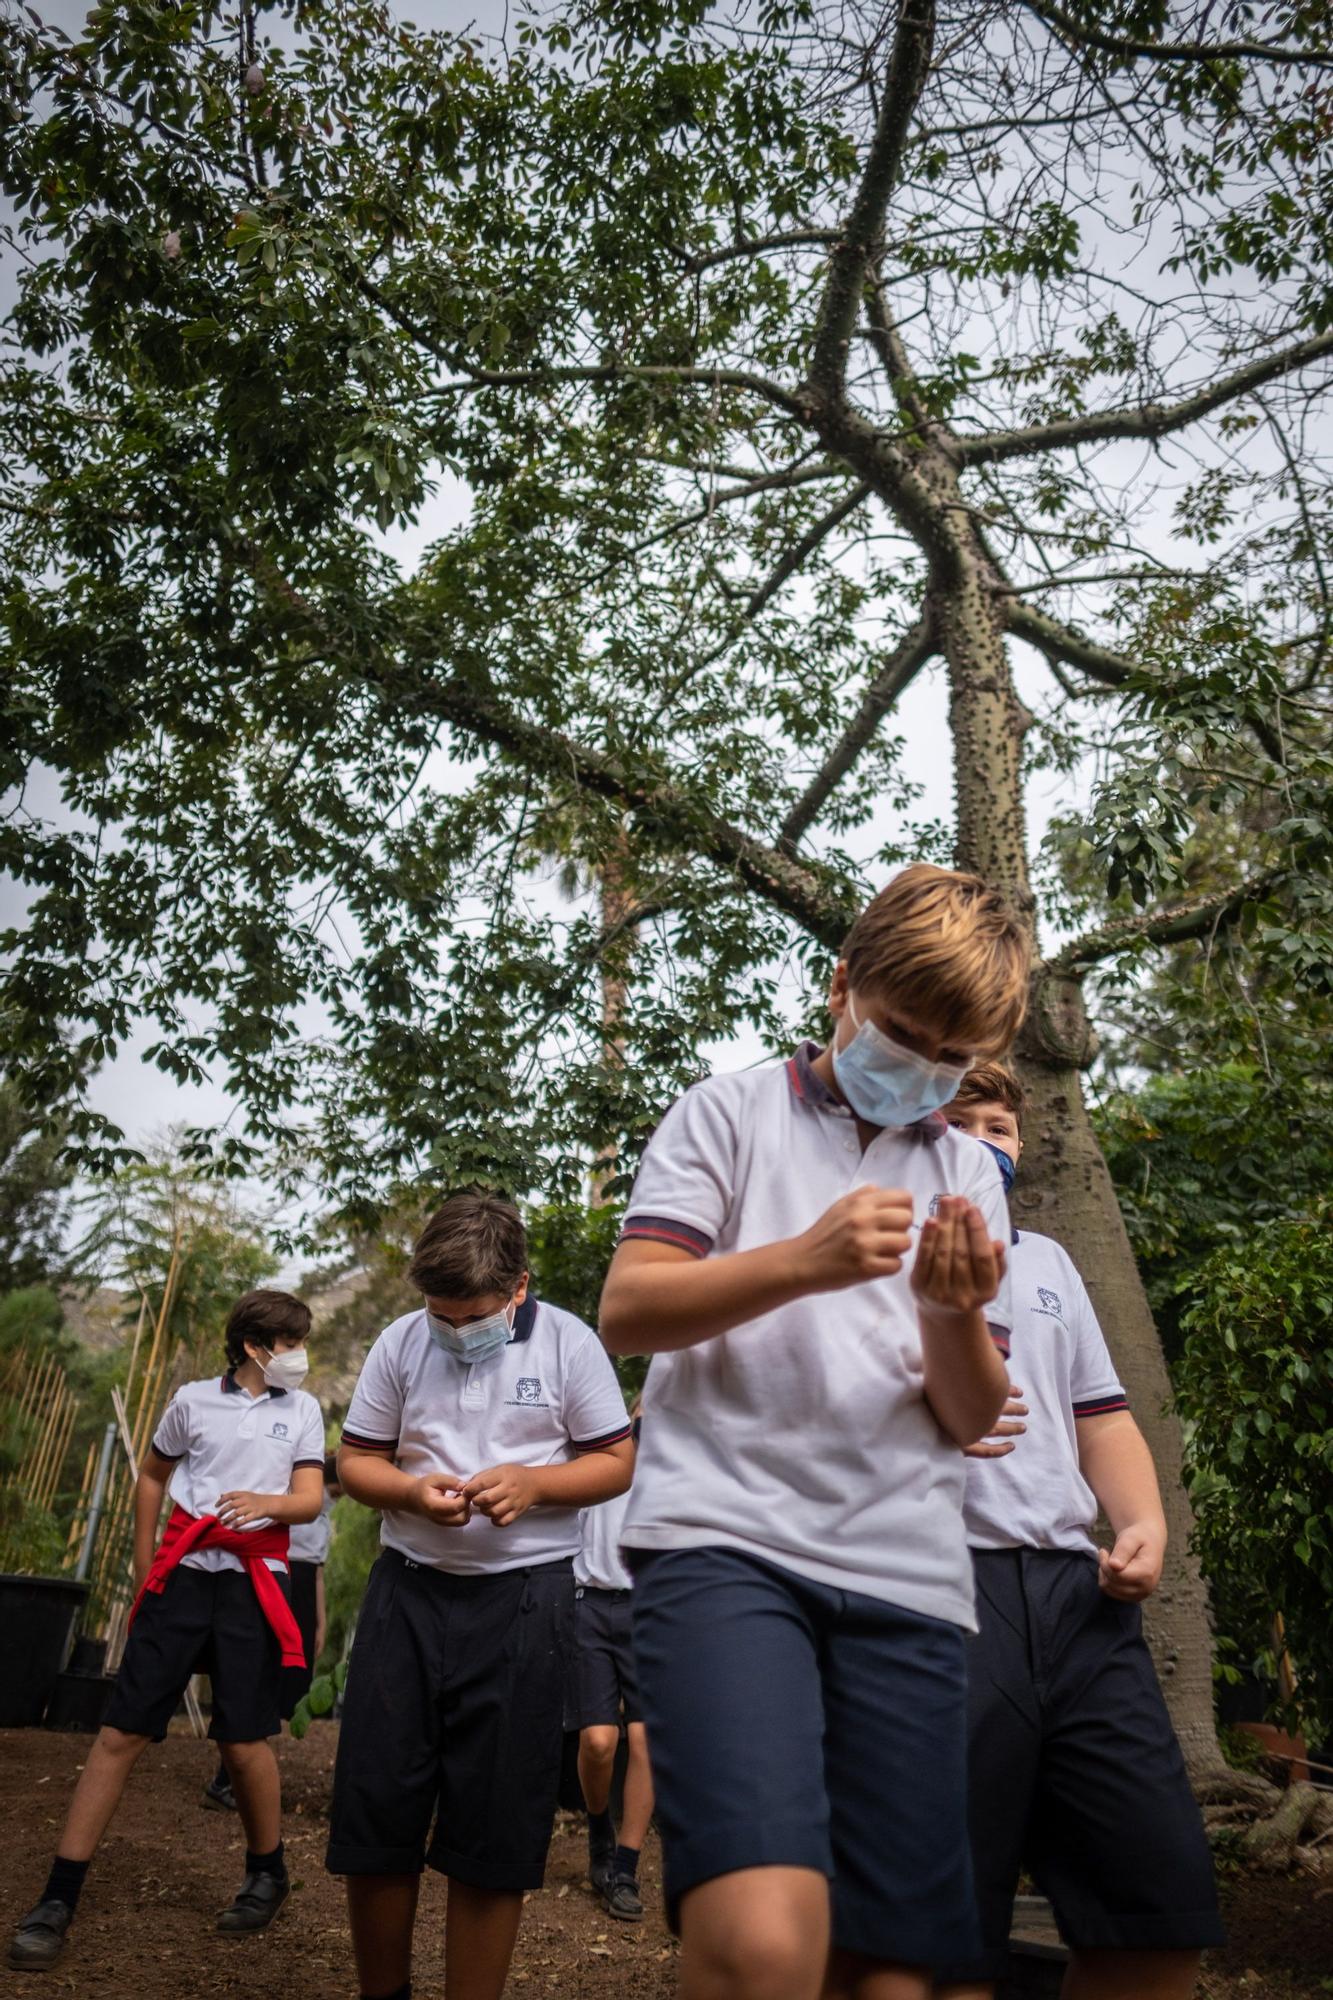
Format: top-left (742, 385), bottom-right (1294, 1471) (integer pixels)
top-left (410, 1462), bottom-right (541, 1529)
top-left (794, 1183), bottom-right (1007, 1313)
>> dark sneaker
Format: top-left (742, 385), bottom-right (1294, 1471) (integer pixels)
top-left (216, 1871), bottom-right (289, 1935)
top-left (8, 1898), bottom-right (74, 1970)
top-left (202, 1771), bottom-right (237, 1813)
top-left (604, 1873), bottom-right (644, 1922)
top-left (587, 1830), bottom-right (615, 1898)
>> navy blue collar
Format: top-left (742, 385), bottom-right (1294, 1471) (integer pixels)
top-left (221, 1370), bottom-right (287, 1398)
top-left (510, 1296), bottom-right (538, 1344)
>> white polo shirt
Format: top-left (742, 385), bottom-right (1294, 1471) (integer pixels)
top-left (576, 1484), bottom-right (635, 1592)
top-left (289, 1490), bottom-right (335, 1565)
top-left (342, 1296), bottom-right (631, 1576)
top-left (963, 1229), bottom-right (1127, 1554)
top-left (152, 1373), bottom-right (326, 1574)
top-left (618, 1045), bottom-right (1014, 1630)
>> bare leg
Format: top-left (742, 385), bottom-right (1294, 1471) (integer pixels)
top-left (219, 1738), bottom-right (282, 1854)
top-left (680, 1866), bottom-right (830, 2000)
top-left (443, 1879), bottom-right (525, 2000)
top-left (620, 1721), bottom-right (655, 1853)
top-left (346, 1873), bottom-right (420, 1998)
top-left (825, 1952), bottom-right (930, 1999)
top-left (52, 1726), bottom-right (152, 1862)
top-left (578, 1724), bottom-right (619, 1818)
top-left (1064, 1950), bottom-right (1202, 2000)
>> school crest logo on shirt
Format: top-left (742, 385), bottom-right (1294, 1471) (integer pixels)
top-left (507, 1376), bottom-right (548, 1408)
top-left (1034, 1287), bottom-right (1063, 1318)
top-left (271, 1421), bottom-right (289, 1438)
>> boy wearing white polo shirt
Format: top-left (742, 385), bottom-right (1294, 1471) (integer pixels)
top-left (600, 863), bottom-right (1030, 2000)
top-left (329, 1191), bottom-right (633, 2000)
top-left (937, 1064), bottom-right (1221, 2000)
top-left (9, 1289), bottom-right (325, 1971)
top-left (575, 1401), bottom-right (654, 1921)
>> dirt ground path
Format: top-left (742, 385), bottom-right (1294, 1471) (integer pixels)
top-left (0, 1729), bottom-right (1328, 1999)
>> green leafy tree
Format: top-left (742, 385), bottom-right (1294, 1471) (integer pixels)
top-left (1173, 1207), bottom-right (1333, 1743)
top-left (4, 0), bottom-right (1333, 1776)
top-left (0, 1082), bottom-right (72, 1291)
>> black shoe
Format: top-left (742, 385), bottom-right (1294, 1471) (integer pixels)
top-left (8, 1898), bottom-right (74, 1970)
top-left (587, 1838), bottom-right (615, 1897)
top-left (216, 1871), bottom-right (289, 1935)
top-left (202, 1772), bottom-right (237, 1813)
top-left (604, 1872), bottom-right (643, 1922)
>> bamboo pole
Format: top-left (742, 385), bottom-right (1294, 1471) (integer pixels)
top-left (41, 1396), bottom-right (79, 1512)
top-left (64, 1439), bottom-right (99, 1566)
top-left (122, 1292), bottom-right (149, 1412)
top-left (27, 1377), bottom-right (67, 1508)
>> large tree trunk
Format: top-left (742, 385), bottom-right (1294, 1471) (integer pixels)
top-left (938, 562), bottom-right (1227, 1774)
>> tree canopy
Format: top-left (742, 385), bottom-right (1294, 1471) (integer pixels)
top-left (1, 0), bottom-right (1330, 1221)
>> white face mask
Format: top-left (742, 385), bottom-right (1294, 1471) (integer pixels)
top-left (426, 1303), bottom-right (515, 1365)
top-left (831, 992), bottom-right (971, 1127)
top-left (259, 1345), bottom-right (309, 1392)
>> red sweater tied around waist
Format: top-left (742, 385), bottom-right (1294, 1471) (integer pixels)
top-left (129, 1504), bottom-right (306, 1669)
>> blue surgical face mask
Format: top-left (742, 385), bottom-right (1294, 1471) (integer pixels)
top-left (831, 993), bottom-right (971, 1128)
top-left (426, 1302), bottom-right (514, 1365)
top-left (979, 1138), bottom-right (1017, 1196)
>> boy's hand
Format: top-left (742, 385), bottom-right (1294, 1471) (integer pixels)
top-left (963, 1383), bottom-right (1028, 1459)
top-left (462, 1463), bottom-right (541, 1528)
top-left (1098, 1521), bottom-right (1166, 1601)
top-left (412, 1473), bottom-right (473, 1527)
top-left (792, 1186), bottom-right (915, 1292)
top-left (215, 1490), bottom-right (274, 1530)
top-left (911, 1197), bottom-right (1006, 1318)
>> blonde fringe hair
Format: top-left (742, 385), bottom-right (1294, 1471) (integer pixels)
top-left (842, 863), bottom-right (1029, 1058)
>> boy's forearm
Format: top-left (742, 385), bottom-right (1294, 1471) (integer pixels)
top-left (337, 1448), bottom-right (421, 1514)
top-left (133, 1472), bottom-right (169, 1578)
top-left (1078, 1412), bottom-right (1166, 1537)
top-left (919, 1308), bottom-right (1010, 1447)
top-left (600, 1240), bottom-right (809, 1353)
top-left (263, 1490), bottom-right (321, 1525)
top-left (530, 1444), bottom-right (633, 1508)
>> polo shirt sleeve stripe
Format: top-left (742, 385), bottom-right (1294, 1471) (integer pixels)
top-left (988, 1327), bottom-right (1011, 1359)
top-left (572, 1421), bottom-right (633, 1454)
top-left (340, 1427), bottom-right (399, 1452)
top-left (620, 1214), bottom-right (713, 1257)
top-left (1073, 1393), bottom-right (1129, 1418)
top-left (150, 1440), bottom-right (186, 1463)
top-left (293, 1457), bottom-right (326, 1471)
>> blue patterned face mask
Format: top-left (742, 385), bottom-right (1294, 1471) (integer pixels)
top-left (426, 1303), bottom-right (513, 1365)
top-left (979, 1138), bottom-right (1017, 1196)
top-left (832, 994), bottom-right (971, 1128)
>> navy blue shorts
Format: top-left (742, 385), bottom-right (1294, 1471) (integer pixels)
top-left (631, 1545), bottom-right (979, 1966)
top-left (104, 1562), bottom-right (288, 1744)
top-left (936, 1549), bottom-right (1223, 1982)
top-left (326, 1549), bottom-right (574, 1891)
top-left (574, 1586), bottom-right (641, 1728)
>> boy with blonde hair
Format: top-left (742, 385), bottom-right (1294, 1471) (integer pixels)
top-left (938, 1062), bottom-right (1221, 2000)
top-left (600, 863), bottom-right (1029, 2000)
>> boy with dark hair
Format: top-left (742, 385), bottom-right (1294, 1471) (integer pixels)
top-left (600, 863), bottom-right (1029, 2000)
top-left (9, 1289), bottom-right (325, 1970)
top-left (575, 1399), bottom-right (653, 1922)
top-left (937, 1063), bottom-right (1222, 2000)
top-left (329, 1190), bottom-right (633, 2000)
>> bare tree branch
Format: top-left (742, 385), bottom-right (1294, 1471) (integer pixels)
top-left (743, 482), bottom-right (872, 621)
top-left (1020, 0), bottom-right (1333, 72)
top-left (959, 331), bottom-right (1333, 466)
top-left (426, 360), bottom-right (806, 419)
top-left (235, 539), bottom-right (854, 947)
top-left (807, 0), bottom-right (937, 398)
top-left (681, 228), bottom-right (838, 273)
top-left (780, 614), bottom-right (937, 851)
top-left (1054, 864), bottom-right (1293, 973)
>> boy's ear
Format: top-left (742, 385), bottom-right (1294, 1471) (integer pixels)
top-left (512, 1271), bottom-right (531, 1305)
top-left (828, 960), bottom-right (851, 1020)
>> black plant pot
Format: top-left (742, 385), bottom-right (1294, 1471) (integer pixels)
top-left (0, 1574), bottom-right (89, 1727)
